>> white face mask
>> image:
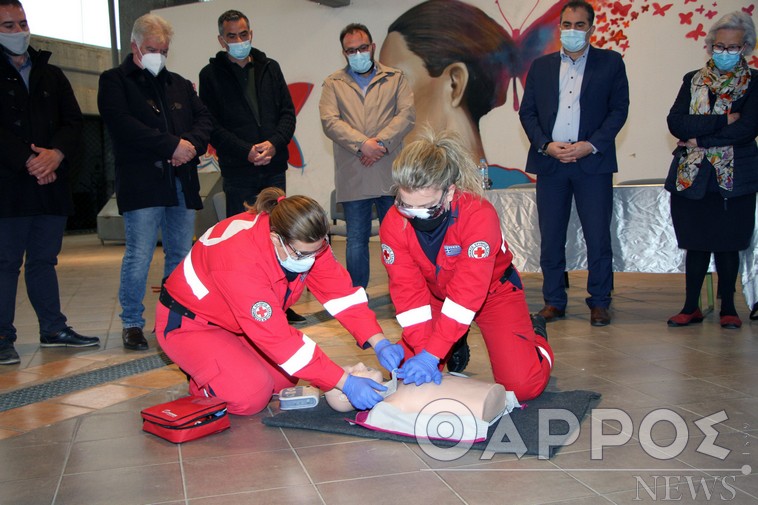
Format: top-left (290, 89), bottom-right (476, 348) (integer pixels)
top-left (0, 30), bottom-right (30, 56)
top-left (275, 235), bottom-right (317, 273)
top-left (137, 46), bottom-right (166, 76)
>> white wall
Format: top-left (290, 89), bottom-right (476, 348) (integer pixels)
top-left (155, 0), bottom-right (754, 210)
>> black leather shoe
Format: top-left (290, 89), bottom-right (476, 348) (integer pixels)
top-left (590, 307), bottom-right (611, 327)
top-left (122, 327), bottom-right (148, 351)
top-left (40, 327), bottom-right (100, 348)
top-left (447, 330), bottom-right (470, 373)
top-left (531, 314), bottom-right (548, 340)
top-left (0, 345), bottom-right (20, 365)
top-left (286, 307), bottom-right (307, 325)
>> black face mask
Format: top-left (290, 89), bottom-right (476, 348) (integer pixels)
top-left (409, 209), bottom-right (450, 232)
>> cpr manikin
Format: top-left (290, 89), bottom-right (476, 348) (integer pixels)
top-left (327, 363), bottom-right (519, 441)
top-left (325, 363), bottom-right (384, 412)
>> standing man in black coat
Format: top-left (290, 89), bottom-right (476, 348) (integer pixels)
top-left (199, 9), bottom-right (304, 324)
top-left (98, 13), bottom-right (213, 351)
top-left (0, 0), bottom-right (101, 365)
top-left (0, 0), bottom-right (100, 365)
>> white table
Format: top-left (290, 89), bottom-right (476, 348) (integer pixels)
top-left (486, 185), bottom-right (757, 310)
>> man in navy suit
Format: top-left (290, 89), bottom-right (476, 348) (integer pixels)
top-left (519, 0), bottom-right (629, 326)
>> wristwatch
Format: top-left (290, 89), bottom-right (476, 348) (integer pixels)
top-left (540, 141), bottom-right (551, 155)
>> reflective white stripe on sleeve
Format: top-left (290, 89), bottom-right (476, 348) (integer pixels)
top-left (322, 288), bottom-right (368, 316)
top-left (538, 346), bottom-right (553, 368)
top-left (441, 298), bottom-right (476, 325)
top-left (395, 305), bottom-right (432, 328)
top-left (184, 253), bottom-right (209, 300)
top-left (279, 334), bottom-right (317, 375)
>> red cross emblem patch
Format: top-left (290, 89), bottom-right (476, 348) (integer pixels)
top-left (468, 241), bottom-right (490, 259)
top-left (381, 244), bottom-right (395, 265)
top-left (251, 301), bottom-right (273, 322)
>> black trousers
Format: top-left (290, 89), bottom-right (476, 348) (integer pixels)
top-left (0, 215), bottom-right (68, 343)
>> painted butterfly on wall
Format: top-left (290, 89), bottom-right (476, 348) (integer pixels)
top-left (495, 0), bottom-right (564, 110)
top-left (286, 82), bottom-right (313, 169)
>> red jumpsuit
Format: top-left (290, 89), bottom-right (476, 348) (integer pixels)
top-left (157, 212), bottom-right (382, 415)
top-left (380, 191), bottom-right (553, 401)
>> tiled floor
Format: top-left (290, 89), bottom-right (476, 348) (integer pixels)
top-left (0, 233), bottom-right (756, 504)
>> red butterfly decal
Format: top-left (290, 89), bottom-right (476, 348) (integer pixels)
top-left (286, 82), bottom-right (314, 169)
top-left (749, 55), bottom-right (758, 68)
top-left (679, 12), bottom-right (693, 25)
top-left (495, 0), bottom-right (564, 111)
top-left (685, 0), bottom-right (696, 3)
top-left (696, 6), bottom-right (705, 14)
top-left (610, 30), bottom-right (628, 45)
top-left (743, 5), bottom-right (755, 16)
top-left (705, 10), bottom-right (718, 19)
top-left (641, 5), bottom-right (650, 13)
top-left (686, 23), bottom-right (707, 41)
top-left (652, 3), bottom-right (673, 16)
top-left (611, 2), bottom-right (632, 17)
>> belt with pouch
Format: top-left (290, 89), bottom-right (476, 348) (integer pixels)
top-left (159, 287), bottom-right (215, 326)
top-left (499, 264), bottom-right (522, 290)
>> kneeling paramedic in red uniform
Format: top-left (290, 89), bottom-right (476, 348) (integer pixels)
top-left (157, 187), bottom-right (404, 414)
top-left (380, 131), bottom-right (554, 401)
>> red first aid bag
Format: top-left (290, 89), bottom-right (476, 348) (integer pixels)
top-left (141, 396), bottom-right (230, 443)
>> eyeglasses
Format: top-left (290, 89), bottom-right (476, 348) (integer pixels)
top-left (712, 43), bottom-right (744, 55)
top-left (277, 235), bottom-right (329, 260)
top-left (394, 189), bottom-right (449, 219)
top-left (343, 44), bottom-right (371, 56)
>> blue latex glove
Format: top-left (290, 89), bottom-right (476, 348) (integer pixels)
top-left (373, 338), bottom-right (404, 372)
top-left (396, 350), bottom-right (442, 386)
top-left (342, 374), bottom-right (387, 410)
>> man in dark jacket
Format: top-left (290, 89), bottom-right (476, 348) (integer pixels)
top-left (199, 9), bottom-right (304, 324)
top-left (0, 0), bottom-right (100, 365)
top-left (98, 13), bottom-right (213, 351)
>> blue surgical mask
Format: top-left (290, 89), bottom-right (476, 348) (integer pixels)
top-left (0, 30), bottom-right (30, 56)
top-left (712, 52), bottom-right (741, 72)
top-left (348, 51), bottom-right (373, 74)
top-left (560, 29), bottom-right (588, 53)
top-left (227, 40), bottom-right (251, 60)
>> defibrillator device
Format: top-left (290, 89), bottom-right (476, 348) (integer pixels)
top-left (278, 386), bottom-right (321, 410)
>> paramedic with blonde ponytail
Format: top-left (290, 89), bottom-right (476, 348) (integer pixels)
top-left (380, 131), bottom-right (553, 401)
top-left (156, 188), bottom-right (402, 414)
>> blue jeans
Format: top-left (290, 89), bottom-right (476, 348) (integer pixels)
top-left (341, 196), bottom-right (394, 288)
top-left (0, 215), bottom-right (68, 342)
top-left (223, 171), bottom-right (286, 217)
top-left (119, 180), bottom-right (195, 329)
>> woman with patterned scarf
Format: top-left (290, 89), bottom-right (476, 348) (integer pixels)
top-left (665, 11), bottom-right (758, 329)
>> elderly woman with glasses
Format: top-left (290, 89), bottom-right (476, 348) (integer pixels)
top-left (156, 187), bottom-right (403, 415)
top-left (665, 11), bottom-right (758, 330)
top-left (379, 131), bottom-right (553, 402)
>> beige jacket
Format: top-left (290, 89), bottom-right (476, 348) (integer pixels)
top-left (319, 62), bottom-right (414, 202)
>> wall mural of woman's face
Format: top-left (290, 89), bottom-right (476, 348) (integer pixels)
top-left (380, 31), bottom-right (451, 140)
